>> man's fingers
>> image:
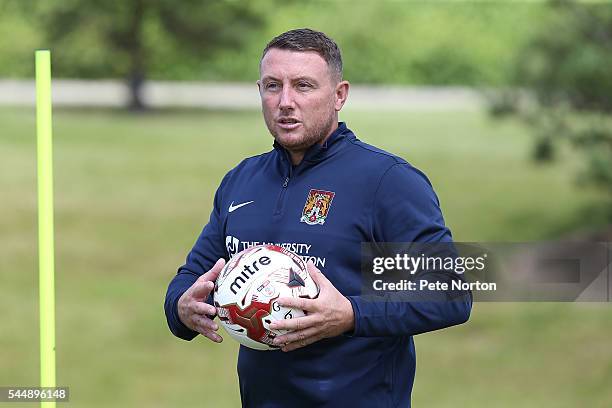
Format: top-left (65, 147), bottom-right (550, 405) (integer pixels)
top-left (193, 314), bottom-right (219, 332)
top-left (274, 327), bottom-right (321, 351)
top-left (274, 326), bottom-right (319, 346)
top-left (282, 334), bottom-right (322, 352)
top-left (191, 301), bottom-right (217, 317)
top-left (269, 314), bottom-right (317, 331)
top-left (276, 296), bottom-right (315, 311)
top-left (191, 280), bottom-right (215, 300)
top-left (198, 328), bottom-right (223, 343)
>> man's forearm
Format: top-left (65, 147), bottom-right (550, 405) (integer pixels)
top-left (346, 272), bottom-right (472, 337)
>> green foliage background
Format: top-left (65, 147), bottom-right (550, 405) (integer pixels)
top-left (0, 1), bottom-right (545, 85)
top-left (496, 1), bottom-right (612, 199)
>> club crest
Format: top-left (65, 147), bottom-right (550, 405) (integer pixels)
top-left (300, 189), bottom-right (335, 225)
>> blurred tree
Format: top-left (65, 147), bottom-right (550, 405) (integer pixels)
top-left (1, 1), bottom-right (546, 85)
top-left (40, 0), bottom-right (263, 110)
top-left (492, 0), bottom-right (612, 204)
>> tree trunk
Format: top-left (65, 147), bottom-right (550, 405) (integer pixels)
top-left (126, 0), bottom-right (146, 111)
top-left (127, 70), bottom-right (145, 111)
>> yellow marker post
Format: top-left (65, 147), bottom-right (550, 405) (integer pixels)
top-left (35, 50), bottom-right (56, 408)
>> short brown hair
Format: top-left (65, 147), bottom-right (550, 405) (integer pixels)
top-left (261, 28), bottom-right (343, 82)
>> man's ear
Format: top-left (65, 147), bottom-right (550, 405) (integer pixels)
top-left (334, 80), bottom-right (350, 111)
top-left (256, 80), bottom-right (262, 93)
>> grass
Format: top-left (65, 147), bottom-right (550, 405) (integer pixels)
top-left (0, 107), bottom-right (610, 407)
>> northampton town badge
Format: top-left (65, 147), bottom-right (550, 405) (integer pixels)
top-left (300, 189), bottom-right (335, 225)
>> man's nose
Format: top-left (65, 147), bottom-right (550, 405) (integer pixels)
top-left (279, 86), bottom-right (295, 110)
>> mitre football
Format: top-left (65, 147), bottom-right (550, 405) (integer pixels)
top-left (214, 244), bottom-right (319, 350)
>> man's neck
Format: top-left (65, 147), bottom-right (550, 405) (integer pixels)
top-left (287, 122), bottom-right (339, 166)
top-left (288, 151), bottom-right (305, 166)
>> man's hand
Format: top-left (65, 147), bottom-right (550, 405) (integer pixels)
top-left (270, 262), bottom-right (355, 352)
top-left (178, 258), bottom-right (225, 343)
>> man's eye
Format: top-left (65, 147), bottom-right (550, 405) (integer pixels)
top-left (297, 82), bottom-right (312, 90)
top-left (265, 83), bottom-right (279, 90)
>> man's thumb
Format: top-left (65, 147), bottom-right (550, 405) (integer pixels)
top-left (202, 258), bottom-right (226, 282)
top-left (192, 258), bottom-right (226, 298)
top-left (306, 261), bottom-right (326, 286)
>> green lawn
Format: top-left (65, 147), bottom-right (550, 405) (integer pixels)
top-left (0, 107), bottom-right (610, 407)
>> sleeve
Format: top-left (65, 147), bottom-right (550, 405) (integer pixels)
top-left (164, 173), bottom-right (231, 340)
top-left (346, 163), bottom-right (472, 337)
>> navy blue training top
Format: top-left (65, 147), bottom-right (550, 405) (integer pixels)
top-left (165, 122), bottom-right (471, 407)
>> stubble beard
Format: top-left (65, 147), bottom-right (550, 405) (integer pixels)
top-left (266, 112), bottom-right (337, 153)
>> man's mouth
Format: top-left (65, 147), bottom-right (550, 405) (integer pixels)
top-left (277, 117), bottom-right (301, 130)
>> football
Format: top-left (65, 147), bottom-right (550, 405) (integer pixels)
top-left (214, 244), bottom-right (319, 350)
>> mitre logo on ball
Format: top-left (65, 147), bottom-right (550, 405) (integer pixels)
top-left (214, 244), bottom-right (319, 350)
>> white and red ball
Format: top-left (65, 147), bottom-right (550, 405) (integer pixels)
top-left (214, 244), bottom-right (319, 350)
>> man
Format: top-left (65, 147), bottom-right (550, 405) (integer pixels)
top-left (165, 28), bottom-right (471, 407)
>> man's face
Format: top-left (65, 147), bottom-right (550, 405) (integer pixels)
top-left (258, 49), bottom-right (345, 153)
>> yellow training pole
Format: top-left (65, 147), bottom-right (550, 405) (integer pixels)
top-left (35, 50), bottom-right (56, 408)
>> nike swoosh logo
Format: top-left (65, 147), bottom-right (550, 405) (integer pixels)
top-left (228, 200), bottom-right (254, 213)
